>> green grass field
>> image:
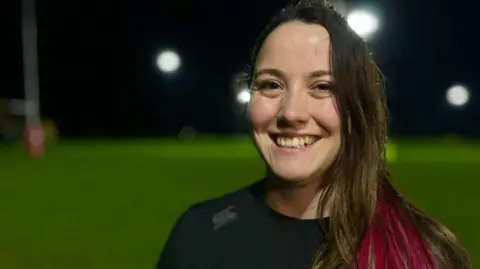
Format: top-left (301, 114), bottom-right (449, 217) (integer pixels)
top-left (1, 138), bottom-right (479, 269)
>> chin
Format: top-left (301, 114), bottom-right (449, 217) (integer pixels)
top-left (269, 165), bottom-right (318, 184)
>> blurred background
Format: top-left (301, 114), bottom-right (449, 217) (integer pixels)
top-left (1, 0), bottom-right (479, 268)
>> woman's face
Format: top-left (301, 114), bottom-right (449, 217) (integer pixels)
top-left (249, 21), bottom-right (342, 183)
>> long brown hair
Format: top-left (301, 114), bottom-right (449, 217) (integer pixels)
top-left (246, 1), bottom-right (471, 268)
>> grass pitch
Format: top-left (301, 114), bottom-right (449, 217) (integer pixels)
top-left (0, 138), bottom-right (478, 269)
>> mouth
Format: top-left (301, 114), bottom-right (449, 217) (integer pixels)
top-left (269, 133), bottom-right (321, 149)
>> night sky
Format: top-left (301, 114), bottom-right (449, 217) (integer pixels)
top-left (3, 0), bottom-right (479, 138)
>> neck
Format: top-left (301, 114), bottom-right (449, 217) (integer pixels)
top-left (264, 176), bottom-right (328, 220)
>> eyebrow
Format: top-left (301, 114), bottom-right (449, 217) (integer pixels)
top-left (253, 68), bottom-right (332, 80)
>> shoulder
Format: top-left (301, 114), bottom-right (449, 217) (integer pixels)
top-left (156, 183), bottom-right (258, 269)
top-left (181, 183), bottom-right (254, 229)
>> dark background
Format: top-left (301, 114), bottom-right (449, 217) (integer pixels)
top-left (2, 0), bottom-right (479, 138)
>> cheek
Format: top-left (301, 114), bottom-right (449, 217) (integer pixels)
top-left (248, 95), bottom-right (280, 131)
top-left (312, 98), bottom-right (341, 134)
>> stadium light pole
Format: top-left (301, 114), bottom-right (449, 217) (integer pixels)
top-left (22, 0), bottom-right (45, 158)
top-left (156, 50), bottom-right (181, 74)
top-left (446, 84), bottom-right (470, 108)
top-left (231, 72), bottom-right (250, 105)
top-left (347, 9), bottom-right (379, 40)
top-left (329, 0), bottom-right (379, 40)
top-left (230, 72), bottom-right (251, 133)
top-left (236, 87), bottom-right (251, 105)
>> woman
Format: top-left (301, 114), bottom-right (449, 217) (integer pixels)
top-left (156, 1), bottom-right (471, 268)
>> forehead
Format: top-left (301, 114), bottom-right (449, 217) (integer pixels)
top-left (256, 21), bottom-right (331, 72)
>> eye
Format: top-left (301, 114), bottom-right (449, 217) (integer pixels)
top-left (253, 80), bottom-right (282, 91)
top-left (311, 82), bottom-right (334, 98)
top-left (315, 83), bottom-right (332, 90)
top-left (252, 79), bottom-right (284, 98)
top-left (252, 80), bottom-right (284, 98)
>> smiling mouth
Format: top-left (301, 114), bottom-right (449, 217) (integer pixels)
top-left (269, 134), bottom-right (321, 149)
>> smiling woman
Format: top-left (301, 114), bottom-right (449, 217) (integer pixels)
top-left (249, 21), bottom-right (340, 185)
top-left (155, 1), bottom-right (471, 269)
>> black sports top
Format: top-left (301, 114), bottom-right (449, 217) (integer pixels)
top-left (156, 180), bottom-right (328, 269)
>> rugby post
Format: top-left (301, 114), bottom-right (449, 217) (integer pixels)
top-left (22, 0), bottom-right (45, 158)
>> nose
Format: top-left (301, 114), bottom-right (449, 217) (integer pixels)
top-left (278, 90), bottom-right (309, 128)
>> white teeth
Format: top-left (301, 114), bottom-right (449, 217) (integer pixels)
top-left (275, 136), bottom-right (319, 148)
